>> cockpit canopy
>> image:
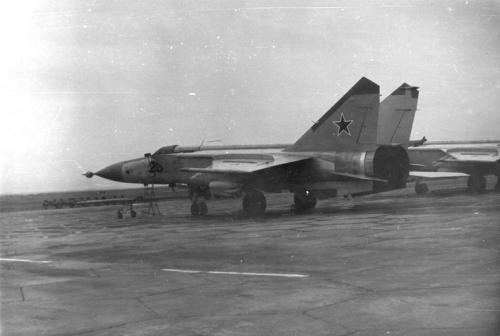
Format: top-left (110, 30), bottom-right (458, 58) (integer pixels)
top-left (153, 145), bottom-right (179, 155)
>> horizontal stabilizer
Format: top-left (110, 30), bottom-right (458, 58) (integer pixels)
top-left (440, 148), bottom-right (499, 163)
top-left (409, 171), bottom-right (469, 179)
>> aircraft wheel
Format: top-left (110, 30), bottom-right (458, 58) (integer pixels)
top-left (293, 193), bottom-right (317, 213)
top-left (198, 202), bottom-right (208, 215)
top-left (117, 211), bottom-right (123, 219)
top-left (242, 190), bottom-right (266, 217)
top-left (467, 175), bottom-right (486, 194)
top-left (190, 202), bottom-right (200, 216)
top-left (131, 210), bottom-right (137, 218)
top-left (415, 183), bottom-right (428, 195)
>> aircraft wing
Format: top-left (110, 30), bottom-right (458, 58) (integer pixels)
top-left (178, 153), bottom-right (390, 183)
top-left (178, 153), bottom-right (310, 175)
top-left (439, 148), bottom-right (500, 163)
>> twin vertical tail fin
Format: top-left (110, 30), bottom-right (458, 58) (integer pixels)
top-left (284, 77), bottom-right (380, 153)
top-left (377, 83), bottom-right (419, 145)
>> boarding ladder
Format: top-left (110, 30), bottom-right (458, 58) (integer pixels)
top-left (140, 154), bottom-right (162, 217)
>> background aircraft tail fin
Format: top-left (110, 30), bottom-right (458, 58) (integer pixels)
top-left (377, 83), bottom-right (419, 145)
top-left (284, 77), bottom-right (380, 153)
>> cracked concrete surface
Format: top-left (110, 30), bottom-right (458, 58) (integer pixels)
top-left (1, 181), bottom-right (500, 335)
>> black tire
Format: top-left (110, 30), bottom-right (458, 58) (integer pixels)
top-left (131, 210), bottom-right (137, 218)
top-left (117, 211), bottom-right (123, 219)
top-left (242, 190), bottom-right (266, 217)
top-left (467, 175), bottom-right (486, 194)
top-left (190, 202), bottom-right (200, 216)
top-left (415, 183), bottom-right (428, 195)
top-left (198, 202), bottom-right (208, 215)
top-left (293, 192), bottom-right (317, 212)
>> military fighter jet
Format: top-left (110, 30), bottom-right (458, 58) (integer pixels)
top-left (86, 77), bottom-right (411, 217)
top-left (375, 84), bottom-right (499, 194)
top-left (407, 141), bottom-right (500, 194)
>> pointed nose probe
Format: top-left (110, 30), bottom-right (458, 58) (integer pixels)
top-left (92, 162), bottom-right (125, 182)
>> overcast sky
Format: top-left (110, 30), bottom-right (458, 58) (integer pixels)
top-left (1, 0), bottom-right (499, 194)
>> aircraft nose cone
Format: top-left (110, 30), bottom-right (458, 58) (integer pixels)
top-left (95, 162), bottom-right (125, 182)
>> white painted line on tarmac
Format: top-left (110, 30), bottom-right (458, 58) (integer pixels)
top-left (162, 268), bottom-right (201, 273)
top-left (0, 258), bottom-right (51, 263)
top-left (162, 268), bottom-right (308, 278)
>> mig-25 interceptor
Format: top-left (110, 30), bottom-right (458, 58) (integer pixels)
top-left (407, 141), bottom-right (500, 194)
top-left (85, 77), bottom-right (411, 217)
top-left (373, 84), bottom-right (500, 194)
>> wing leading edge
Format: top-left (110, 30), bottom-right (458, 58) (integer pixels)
top-left (177, 153), bottom-right (310, 175)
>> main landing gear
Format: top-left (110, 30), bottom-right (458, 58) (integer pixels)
top-left (415, 181), bottom-right (429, 195)
top-left (238, 190), bottom-right (267, 218)
top-left (467, 175), bottom-right (486, 194)
top-left (189, 187), bottom-right (210, 216)
top-left (189, 187), bottom-right (321, 218)
top-left (290, 191), bottom-right (317, 214)
top-left (190, 200), bottom-right (208, 216)
top-left (190, 187), bottom-right (267, 218)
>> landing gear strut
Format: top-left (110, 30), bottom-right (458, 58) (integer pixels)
top-left (467, 175), bottom-right (486, 194)
top-left (238, 190), bottom-right (266, 218)
top-left (290, 191), bottom-right (317, 214)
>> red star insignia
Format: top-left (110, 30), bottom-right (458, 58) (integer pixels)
top-left (333, 113), bottom-right (354, 136)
